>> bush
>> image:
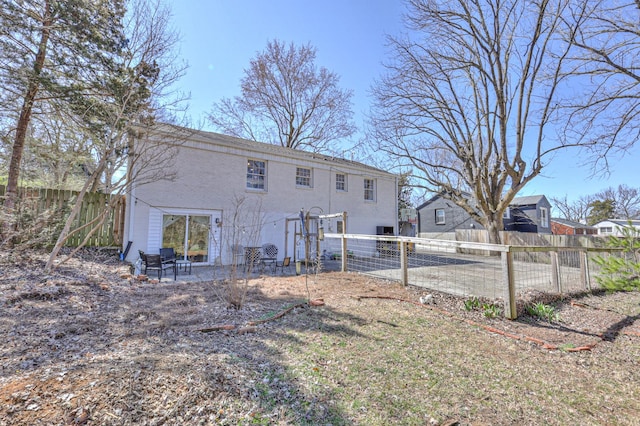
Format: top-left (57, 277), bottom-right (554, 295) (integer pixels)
top-left (1, 195), bottom-right (68, 251)
top-left (593, 223), bottom-right (640, 292)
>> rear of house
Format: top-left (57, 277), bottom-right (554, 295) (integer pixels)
top-left (123, 125), bottom-right (398, 266)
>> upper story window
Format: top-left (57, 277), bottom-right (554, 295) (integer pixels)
top-left (503, 208), bottom-right (510, 220)
top-left (540, 207), bottom-right (548, 228)
top-left (364, 178), bottom-right (375, 201)
top-left (296, 167), bottom-right (312, 187)
top-left (247, 159), bottom-right (266, 190)
top-left (435, 208), bottom-right (446, 225)
top-left (600, 226), bottom-right (613, 235)
top-left (336, 173), bottom-right (347, 191)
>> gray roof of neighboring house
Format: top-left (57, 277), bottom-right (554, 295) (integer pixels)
top-left (417, 193), bottom-right (549, 210)
top-left (551, 218), bottom-right (596, 229)
top-left (510, 195), bottom-right (547, 206)
top-left (150, 123), bottom-right (394, 177)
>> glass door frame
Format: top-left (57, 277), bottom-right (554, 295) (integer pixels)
top-left (160, 209), bottom-right (221, 265)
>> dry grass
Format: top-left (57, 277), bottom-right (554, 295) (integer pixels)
top-left (0, 249), bottom-right (639, 425)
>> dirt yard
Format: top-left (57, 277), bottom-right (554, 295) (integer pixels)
top-left (1, 249), bottom-right (639, 425)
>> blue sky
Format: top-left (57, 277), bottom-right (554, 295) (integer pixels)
top-left (170, 0), bottom-right (636, 207)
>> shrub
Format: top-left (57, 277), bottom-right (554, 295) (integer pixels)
top-left (593, 223), bottom-right (640, 292)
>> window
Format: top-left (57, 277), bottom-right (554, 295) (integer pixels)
top-left (540, 207), bottom-right (548, 228)
top-left (600, 226), bottom-right (613, 235)
top-left (247, 159), bottom-right (266, 190)
top-left (336, 173), bottom-right (347, 191)
top-left (337, 220), bottom-right (344, 233)
top-left (364, 178), bottom-right (375, 201)
top-left (435, 208), bottom-right (446, 225)
top-left (296, 167), bottom-right (312, 187)
top-left (503, 208), bottom-right (510, 220)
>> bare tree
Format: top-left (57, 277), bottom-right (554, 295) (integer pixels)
top-left (44, 0), bottom-right (188, 270)
top-left (562, 0), bottom-right (640, 166)
top-left (552, 184), bottom-right (640, 224)
top-left (212, 194), bottom-right (265, 309)
top-left (370, 0), bottom-right (597, 243)
top-left (595, 185), bottom-right (640, 219)
top-left (550, 195), bottom-right (594, 223)
top-left (208, 39), bottom-right (356, 153)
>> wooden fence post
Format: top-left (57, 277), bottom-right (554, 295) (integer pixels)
top-left (580, 250), bottom-right (592, 291)
top-left (341, 234), bottom-right (347, 272)
top-left (400, 241), bottom-right (408, 286)
top-left (502, 249), bottom-right (517, 319)
top-left (550, 251), bottom-right (561, 293)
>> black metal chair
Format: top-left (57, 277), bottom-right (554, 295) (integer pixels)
top-left (160, 247), bottom-right (177, 264)
top-left (161, 247), bottom-right (190, 275)
top-left (143, 253), bottom-right (176, 280)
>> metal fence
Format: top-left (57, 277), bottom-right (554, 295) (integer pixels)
top-left (322, 233), bottom-right (622, 319)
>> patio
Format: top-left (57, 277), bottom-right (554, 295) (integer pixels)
top-left (147, 258), bottom-right (343, 283)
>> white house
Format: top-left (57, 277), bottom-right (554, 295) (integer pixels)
top-left (122, 125), bottom-right (398, 266)
top-left (592, 219), bottom-right (640, 237)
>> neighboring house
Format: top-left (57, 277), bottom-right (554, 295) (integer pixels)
top-left (416, 193), bottom-right (483, 234)
top-left (417, 193), bottom-right (552, 235)
top-left (123, 125), bottom-right (398, 265)
top-left (592, 219), bottom-right (640, 237)
top-left (504, 195), bottom-right (552, 234)
top-left (550, 218), bottom-right (597, 235)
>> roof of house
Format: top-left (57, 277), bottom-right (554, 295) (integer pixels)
top-left (416, 192), bottom-right (549, 210)
top-left (510, 195), bottom-right (547, 206)
top-left (594, 219), bottom-right (640, 227)
top-left (148, 123), bottom-right (394, 177)
top-left (551, 218), bottom-right (596, 229)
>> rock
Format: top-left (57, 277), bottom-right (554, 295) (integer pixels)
top-left (420, 294), bottom-right (435, 305)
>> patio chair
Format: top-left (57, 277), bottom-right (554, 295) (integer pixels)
top-left (244, 246), bottom-right (262, 272)
top-left (232, 244), bottom-right (245, 268)
top-left (275, 256), bottom-right (291, 274)
top-left (160, 247), bottom-right (177, 264)
top-left (143, 253), bottom-right (176, 280)
top-left (261, 243), bottom-right (278, 272)
top-left (161, 247), bottom-right (190, 275)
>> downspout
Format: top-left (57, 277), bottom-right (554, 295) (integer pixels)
top-left (125, 134), bottom-right (136, 262)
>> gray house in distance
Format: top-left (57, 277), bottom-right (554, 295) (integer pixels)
top-left (417, 193), bottom-right (552, 235)
top-left (416, 193), bottom-right (483, 234)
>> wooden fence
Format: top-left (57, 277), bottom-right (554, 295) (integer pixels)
top-left (0, 185), bottom-right (125, 247)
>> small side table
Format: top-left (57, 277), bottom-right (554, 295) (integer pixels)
top-left (175, 259), bottom-right (192, 275)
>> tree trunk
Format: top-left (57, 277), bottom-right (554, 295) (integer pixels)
top-left (4, 1), bottom-right (52, 212)
top-left (485, 216), bottom-right (503, 245)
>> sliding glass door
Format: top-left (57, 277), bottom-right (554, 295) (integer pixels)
top-left (162, 214), bottom-right (212, 263)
